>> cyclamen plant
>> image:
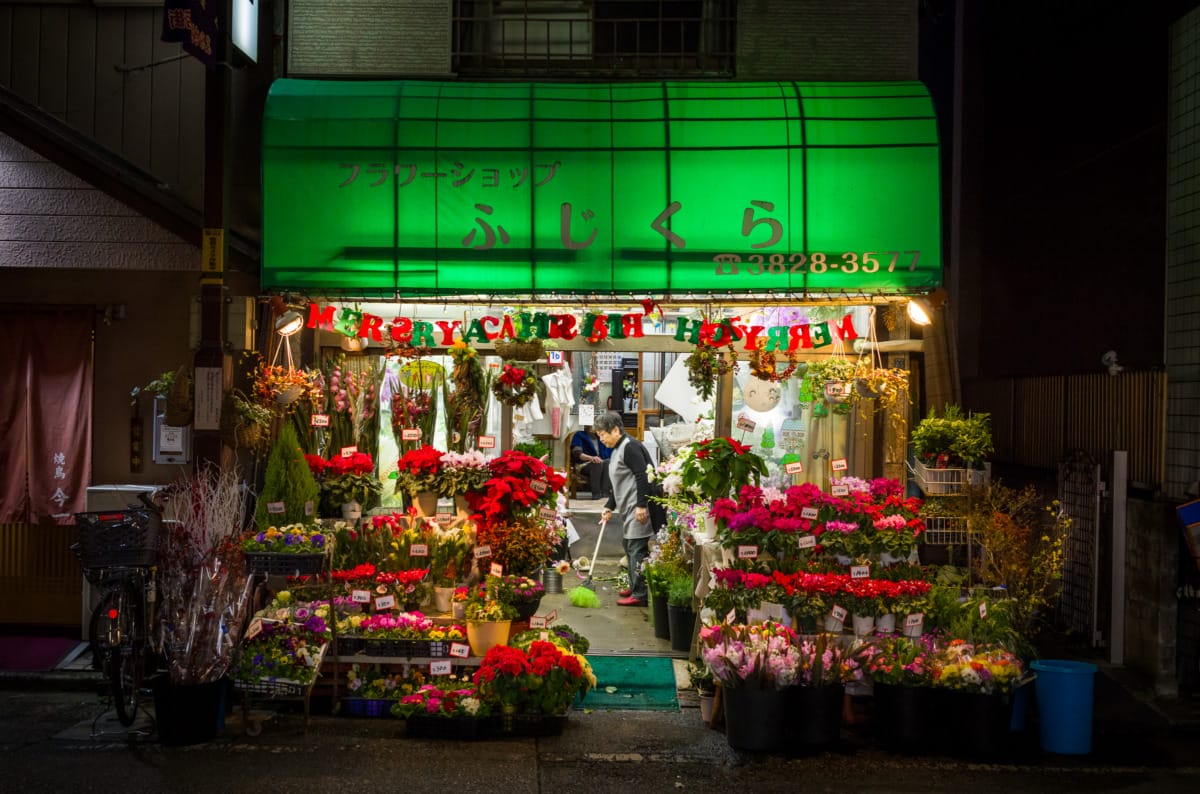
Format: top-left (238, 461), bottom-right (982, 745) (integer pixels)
top-left (699, 620), bottom-right (800, 690)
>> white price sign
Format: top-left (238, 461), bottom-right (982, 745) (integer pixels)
top-left (474, 545), bottom-right (492, 559)
top-left (430, 660), bottom-right (452, 676)
top-left (735, 414), bottom-right (757, 432)
top-left (538, 507), bottom-right (557, 523)
top-left (530, 616), bottom-right (547, 629)
top-left (831, 457), bottom-right (848, 471)
top-left (449, 642), bottom-right (470, 659)
top-left (850, 565), bottom-right (871, 579)
top-left (245, 617), bottom-right (263, 640)
top-left (409, 543), bottom-right (429, 557)
top-left (545, 609), bottom-right (557, 625)
top-left (490, 562), bottom-right (503, 576)
top-left (784, 461), bottom-right (804, 474)
top-left (801, 507), bottom-right (819, 520)
top-left (310, 413), bottom-right (330, 427)
top-left (304, 500), bottom-right (315, 516)
top-left (831, 484), bottom-right (849, 497)
top-left (478, 435), bottom-right (496, 449)
top-left (905, 612), bottom-right (925, 628)
top-left (340, 445), bottom-right (358, 458)
top-left (547, 350), bottom-right (564, 365)
top-left (797, 535), bottom-right (817, 550)
top-left (737, 545), bottom-right (759, 559)
top-left (351, 589), bottom-right (371, 603)
top-left (830, 604), bottom-right (848, 622)
top-left (266, 501), bottom-right (286, 515)
top-left (401, 428), bottom-right (421, 441)
top-left (374, 595), bottom-right (396, 610)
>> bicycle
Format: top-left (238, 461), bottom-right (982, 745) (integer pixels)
top-left (73, 495), bottom-right (162, 728)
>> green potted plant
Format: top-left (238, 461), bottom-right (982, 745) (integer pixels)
top-left (680, 437), bottom-right (768, 504)
top-left (254, 423), bottom-right (321, 531)
top-left (687, 662), bottom-right (717, 722)
top-left (322, 453), bottom-right (382, 520)
top-left (228, 392), bottom-right (272, 451)
top-left (665, 570), bottom-right (696, 654)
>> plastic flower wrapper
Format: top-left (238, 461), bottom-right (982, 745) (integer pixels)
top-left (795, 632), bottom-right (866, 687)
top-left (930, 640), bottom-right (1025, 695)
top-left (429, 525), bottom-right (477, 586)
top-left (699, 619), bottom-right (799, 690)
top-left (157, 465), bottom-right (255, 686)
top-left (859, 634), bottom-right (935, 687)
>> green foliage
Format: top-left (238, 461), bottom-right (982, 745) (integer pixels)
top-left (687, 662), bottom-right (715, 694)
top-left (910, 405), bottom-right (994, 466)
top-left (255, 423), bottom-right (321, 530)
top-left (666, 570), bottom-right (695, 607)
top-left (514, 440), bottom-right (550, 461)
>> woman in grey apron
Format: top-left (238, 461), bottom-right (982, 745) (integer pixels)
top-left (595, 411), bottom-right (654, 606)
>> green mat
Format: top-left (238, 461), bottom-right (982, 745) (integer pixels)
top-left (580, 655), bottom-right (679, 711)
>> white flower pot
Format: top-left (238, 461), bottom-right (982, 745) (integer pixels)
top-left (452, 601), bottom-right (466, 620)
top-left (699, 693), bottom-right (715, 723)
top-left (876, 613), bottom-right (896, 634)
top-left (824, 615), bottom-right (845, 633)
top-left (703, 514), bottom-right (719, 541)
top-left (433, 586), bottom-right (455, 613)
top-left (341, 500), bottom-right (362, 521)
top-left (852, 614), bottom-right (876, 637)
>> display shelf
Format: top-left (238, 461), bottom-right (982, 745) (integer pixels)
top-left (910, 460), bottom-right (967, 496)
top-left (922, 516), bottom-right (968, 545)
top-left (330, 655), bottom-right (482, 667)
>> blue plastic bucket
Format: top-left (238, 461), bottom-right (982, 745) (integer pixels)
top-left (1030, 659), bottom-right (1097, 754)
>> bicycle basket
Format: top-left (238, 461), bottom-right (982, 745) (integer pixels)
top-left (74, 508), bottom-right (161, 569)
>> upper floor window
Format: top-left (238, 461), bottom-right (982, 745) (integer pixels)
top-left (452, 1), bottom-right (736, 78)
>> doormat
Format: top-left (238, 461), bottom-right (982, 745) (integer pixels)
top-left (0, 636), bottom-right (81, 671)
top-left (579, 655), bottom-right (679, 711)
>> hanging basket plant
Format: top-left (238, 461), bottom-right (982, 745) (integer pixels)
top-left (686, 324), bottom-right (739, 402)
top-left (493, 338), bottom-right (545, 362)
top-left (164, 365), bottom-right (194, 426)
top-left (749, 346), bottom-right (805, 383)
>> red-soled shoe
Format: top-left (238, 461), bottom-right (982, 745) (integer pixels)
top-left (616, 596), bottom-right (647, 607)
top-left (618, 588), bottom-right (632, 597)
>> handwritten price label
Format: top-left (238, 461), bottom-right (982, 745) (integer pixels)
top-left (435, 510), bottom-right (454, 522)
top-left (530, 479), bottom-right (547, 495)
top-left (830, 484), bottom-right (850, 497)
top-left (540, 631), bottom-right (550, 641)
top-left (351, 589), bottom-right (371, 603)
top-left (310, 413), bottom-right (330, 427)
top-left (797, 535), bottom-right (817, 550)
top-left (801, 507), bottom-right (819, 520)
top-left (905, 612), bottom-right (924, 628)
top-left (545, 610), bottom-right (557, 625)
top-left (474, 545), bottom-right (492, 559)
top-left (737, 545), bottom-right (759, 559)
top-left (409, 543), bottom-right (429, 557)
top-left (430, 660), bottom-right (452, 676)
top-left (850, 565), bottom-right (871, 579)
top-left (979, 602), bottom-right (988, 619)
top-left (401, 428), bottom-right (421, 441)
top-left (449, 642), bottom-right (470, 659)
top-left (490, 562), bottom-right (503, 576)
top-left (340, 445), bottom-right (358, 458)
top-left (736, 414), bottom-right (757, 432)
top-left (830, 605), bottom-right (848, 622)
top-left (245, 617), bottom-right (263, 641)
top-left (304, 500), bottom-right (315, 516)
top-left (374, 595), bottom-right (395, 610)
top-left (725, 609), bottom-right (737, 625)
top-left (478, 435), bottom-right (496, 449)
top-left (785, 461), bottom-right (804, 474)
top-left (530, 616), bottom-right (548, 629)
top-left (538, 507), bottom-right (557, 523)
top-left (266, 501), bottom-right (286, 515)
top-left (831, 457), bottom-right (848, 471)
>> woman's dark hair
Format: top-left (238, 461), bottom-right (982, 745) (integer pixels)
top-left (594, 411), bottom-right (624, 434)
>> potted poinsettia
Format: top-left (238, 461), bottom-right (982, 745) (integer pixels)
top-left (392, 444), bottom-right (444, 515)
top-left (680, 437), bottom-right (767, 538)
top-left (321, 451), bottom-right (382, 520)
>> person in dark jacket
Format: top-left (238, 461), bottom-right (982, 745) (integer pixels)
top-left (595, 411), bottom-right (655, 607)
top-left (570, 427), bottom-right (611, 498)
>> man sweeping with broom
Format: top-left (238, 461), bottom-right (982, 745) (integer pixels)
top-left (594, 410), bottom-right (660, 607)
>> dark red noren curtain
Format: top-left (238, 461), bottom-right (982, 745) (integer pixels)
top-left (0, 309), bottom-right (92, 524)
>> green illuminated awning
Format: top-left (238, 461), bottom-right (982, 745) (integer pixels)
top-left (262, 79), bottom-right (942, 298)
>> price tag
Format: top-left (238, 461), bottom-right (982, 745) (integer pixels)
top-left (531, 479), bottom-right (547, 495)
top-left (737, 545), bottom-right (759, 559)
top-left (490, 562), bottom-right (503, 576)
top-left (435, 510), bottom-right (454, 522)
top-left (545, 609), bottom-right (557, 625)
top-left (266, 501), bottom-right (286, 515)
top-left (830, 484), bottom-right (849, 497)
top-left (410, 543), bottom-right (429, 557)
top-left (725, 609), bottom-right (737, 625)
top-left (374, 594), bottom-right (395, 610)
top-left (830, 604), bottom-right (848, 622)
top-left (540, 631), bottom-right (550, 641)
top-left (797, 535), bottom-right (817, 550)
top-left (979, 601), bottom-right (988, 619)
top-left (310, 413), bottom-right (330, 427)
top-left (430, 660), bottom-right (452, 676)
top-left (761, 602), bottom-right (786, 622)
top-left (800, 507), bottom-right (819, 520)
top-left (784, 461), bottom-right (804, 475)
top-left (351, 589), bottom-right (371, 603)
top-left (538, 506), bottom-right (558, 523)
top-left (449, 642), bottom-right (470, 658)
top-left (340, 445), bottom-right (358, 458)
top-left (735, 414), bottom-right (757, 432)
top-left (547, 350), bottom-right (564, 365)
top-left (530, 615), bottom-right (547, 629)
top-left (850, 565), bottom-right (871, 579)
top-left (831, 457), bottom-right (848, 471)
top-left (304, 500), bottom-right (315, 516)
top-left (401, 428), bottom-right (421, 441)
top-left (478, 435), bottom-right (496, 449)
top-left (905, 612), bottom-right (924, 628)
top-left (245, 617), bottom-right (263, 640)
top-left (474, 545), bottom-right (492, 559)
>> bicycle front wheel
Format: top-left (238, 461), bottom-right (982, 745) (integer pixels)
top-left (100, 581), bottom-right (145, 726)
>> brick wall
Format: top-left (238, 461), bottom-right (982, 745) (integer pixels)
top-left (736, 0), bottom-right (917, 81)
top-left (288, 0), bottom-right (452, 76)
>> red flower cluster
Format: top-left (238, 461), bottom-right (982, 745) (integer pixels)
top-left (465, 450), bottom-right (566, 526)
top-left (498, 365), bottom-right (529, 387)
top-left (305, 451), bottom-right (375, 477)
top-left (472, 641), bottom-right (586, 712)
top-left (712, 568), bottom-right (930, 600)
top-left (375, 568), bottom-right (430, 586)
top-left (331, 562), bottom-right (378, 583)
top-left (396, 445), bottom-right (443, 479)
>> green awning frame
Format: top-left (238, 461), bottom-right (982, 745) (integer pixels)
top-left (262, 79), bottom-right (942, 299)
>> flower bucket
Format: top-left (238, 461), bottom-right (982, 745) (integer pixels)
top-left (414, 490), bottom-right (438, 517)
top-left (699, 692), bottom-right (715, 723)
top-left (452, 601), bottom-right (466, 620)
top-left (782, 684), bottom-right (845, 749)
top-left (466, 620), bottom-right (511, 657)
top-left (824, 615), bottom-right (845, 633)
top-left (341, 501), bottom-right (362, 521)
top-left (722, 685), bottom-right (787, 752)
top-left (433, 586), bottom-right (455, 614)
top-left (667, 604), bottom-right (695, 653)
top-left (541, 568), bottom-right (563, 594)
top-left (650, 591), bottom-right (671, 640)
top-left (873, 683), bottom-right (932, 751)
top-left (876, 614), bottom-right (896, 634)
top-left (852, 614), bottom-right (876, 637)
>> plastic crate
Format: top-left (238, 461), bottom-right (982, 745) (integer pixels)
top-left (923, 516), bottom-right (968, 545)
top-left (405, 715), bottom-right (493, 740)
top-left (244, 552), bottom-right (325, 576)
top-left (341, 698), bottom-right (395, 718)
top-left (911, 460), bottom-right (967, 496)
top-left (74, 508), bottom-right (160, 569)
top-left (234, 677), bottom-right (309, 698)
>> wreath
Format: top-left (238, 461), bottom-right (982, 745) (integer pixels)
top-left (492, 364), bottom-right (538, 407)
top-left (749, 346), bottom-right (803, 383)
top-left (685, 343), bottom-right (738, 401)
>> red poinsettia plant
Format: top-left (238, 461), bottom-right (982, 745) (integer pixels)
top-left (394, 444), bottom-right (444, 494)
top-left (464, 449), bottom-right (566, 526)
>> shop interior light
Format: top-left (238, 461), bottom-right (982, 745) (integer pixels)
top-left (274, 310), bottom-right (304, 337)
top-left (907, 298), bottom-right (933, 326)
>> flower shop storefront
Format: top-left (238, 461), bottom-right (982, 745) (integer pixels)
top-left (188, 77), bottom-right (1080, 754)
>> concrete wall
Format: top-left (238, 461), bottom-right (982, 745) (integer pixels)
top-left (288, 0), bottom-right (452, 76)
top-left (736, 0), bottom-right (917, 81)
top-left (1124, 496), bottom-right (1180, 697)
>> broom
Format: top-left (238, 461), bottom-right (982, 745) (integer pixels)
top-left (567, 518), bottom-right (607, 608)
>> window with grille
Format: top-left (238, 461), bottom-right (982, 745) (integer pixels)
top-left (452, 1), bottom-right (736, 78)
